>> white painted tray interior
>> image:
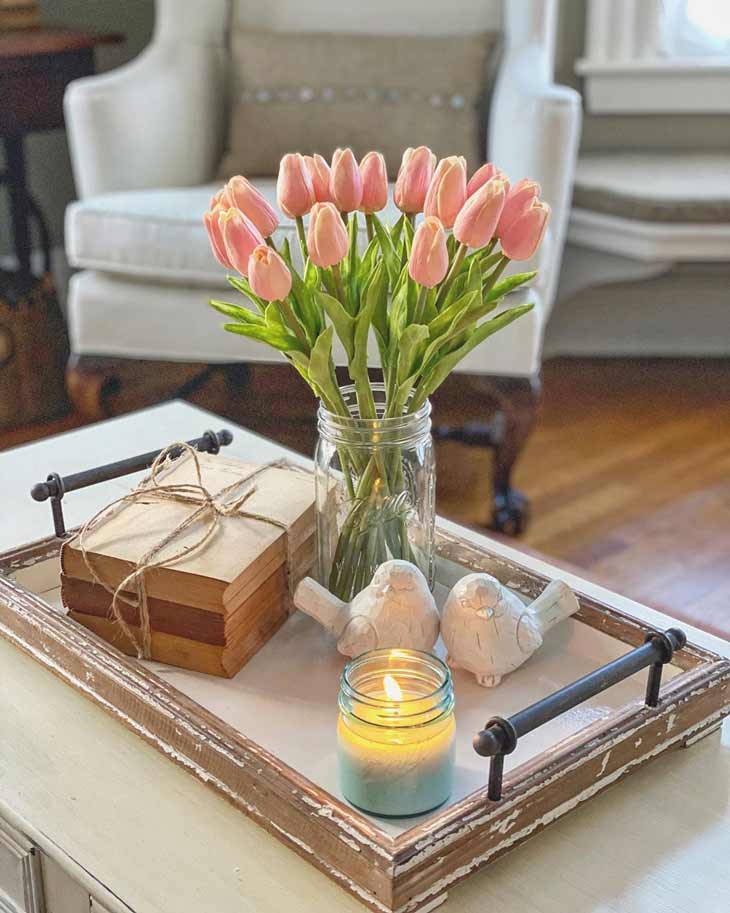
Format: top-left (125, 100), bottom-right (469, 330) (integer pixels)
top-left (10, 555), bottom-right (679, 837)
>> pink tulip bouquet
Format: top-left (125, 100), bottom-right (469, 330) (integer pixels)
top-left (204, 147), bottom-right (550, 599)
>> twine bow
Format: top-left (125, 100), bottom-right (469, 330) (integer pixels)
top-left (77, 443), bottom-right (305, 660)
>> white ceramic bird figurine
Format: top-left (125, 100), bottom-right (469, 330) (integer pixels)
top-left (293, 560), bottom-right (440, 657)
top-left (441, 573), bottom-right (579, 687)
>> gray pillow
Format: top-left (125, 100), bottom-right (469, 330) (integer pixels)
top-left (219, 29), bottom-right (500, 179)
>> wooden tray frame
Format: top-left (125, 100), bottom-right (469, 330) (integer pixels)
top-left (1, 528), bottom-right (729, 913)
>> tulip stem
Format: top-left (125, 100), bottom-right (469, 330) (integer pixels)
top-left (413, 285), bottom-right (429, 324)
top-left (365, 213), bottom-right (374, 243)
top-left (277, 298), bottom-right (309, 349)
top-left (265, 236), bottom-right (278, 251)
top-left (332, 263), bottom-right (347, 307)
top-left (340, 211), bottom-right (349, 226)
top-left (435, 242), bottom-right (467, 310)
top-left (295, 216), bottom-right (308, 262)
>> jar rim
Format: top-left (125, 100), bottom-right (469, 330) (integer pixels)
top-left (318, 383), bottom-right (431, 431)
top-left (339, 648), bottom-right (453, 729)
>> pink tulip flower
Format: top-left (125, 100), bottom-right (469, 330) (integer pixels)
top-left (466, 162), bottom-right (509, 198)
top-left (408, 217), bottom-right (449, 288)
top-left (219, 208), bottom-right (265, 276)
top-left (224, 175), bottom-right (278, 238)
top-left (304, 154), bottom-right (333, 203)
top-left (307, 202), bottom-right (349, 268)
top-left (453, 178), bottom-right (508, 248)
top-left (497, 179), bottom-right (541, 237)
top-left (499, 199), bottom-right (551, 260)
top-left (330, 147), bottom-right (363, 213)
top-left (394, 146), bottom-right (436, 214)
top-left (210, 187), bottom-right (230, 209)
top-left (277, 153), bottom-right (316, 218)
top-left (359, 151), bottom-right (388, 213)
top-left (248, 244), bottom-right (292, 301)
top-left (203, 205), bottom-right (232, 268)
top-left (423, 156), bottom-right (467, 229)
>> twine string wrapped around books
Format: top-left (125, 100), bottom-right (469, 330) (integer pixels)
top-left (77, 442), bottom-right (308, 660)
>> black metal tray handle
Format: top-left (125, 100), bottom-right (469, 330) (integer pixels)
top-left (30, 428), bottom-right (233, 537)
top-left (474, 627), bottom-right (687, 800)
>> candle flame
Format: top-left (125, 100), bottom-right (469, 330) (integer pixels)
top-left (383, 674), bottom-right (403, 701)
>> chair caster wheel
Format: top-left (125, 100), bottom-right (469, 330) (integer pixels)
top-left (491, 489), bottom-right (530, 536)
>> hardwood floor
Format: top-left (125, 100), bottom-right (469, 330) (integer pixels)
top-left (435, 358), bottom-right (730, 639)
top-left (1, 357), bottom-right (728, 638)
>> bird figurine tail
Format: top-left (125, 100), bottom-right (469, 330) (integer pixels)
top-left (293, 577), bottom-right (349, 638)
top-left (527, 580), bottom-right (580, 635)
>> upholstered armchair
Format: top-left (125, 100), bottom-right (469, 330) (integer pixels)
top-left (63, 0), bottom-right (580, 532)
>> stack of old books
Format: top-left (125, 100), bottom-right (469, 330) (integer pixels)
top-left (60, 452), bottom-right (316, 677)
top-left (0, 0), bottom-right (40, 30)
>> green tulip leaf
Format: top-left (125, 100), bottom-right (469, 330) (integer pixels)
top-left (397, 324), bottom-right (429, 385)
top-left (226, 275), bottom-right (266, 313)
top-left (264, 301), bottom-right (289, 334)
top-left (480, 249), bottom-right (503, 271)
top-left (371, 213), bottom-right (400, 285)
top-left (315, 290), bottom-right (355, 361)
top-left (388, 280), bottom-right (409, 343)
top-left (307, 325), bottom-right (343, 409)
top-left (428, 289), bottom-right (479, 340)
top-left (278, 238), bottom-right (293, 268)
top-left (365, 261), bottom-right (389, 347)
top-left (288, 269), bottom-right (322, 343)
top-left (412, 304), bottom-right (534, 407)
top-left (486, 271), bottom-right (537, 301)
top-left (350, 281), bottom-right (378, 419)
top-left (390, 214), bottom-right (405, 248)
top-left (209, 299), bottom-right (264, 324)
top-left (466, 255), bottom-right (482, 296)
top-left (222, 321), bottom-right (306, 353)
top-left (359, 234), bottom-right (381, 278)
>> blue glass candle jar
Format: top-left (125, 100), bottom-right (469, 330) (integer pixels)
top-left (337, 649), bottom-right (455, 817)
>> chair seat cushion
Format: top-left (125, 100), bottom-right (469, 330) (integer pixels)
top-left (65, 181), bottom-right (405, 283)
top-left (67, 270), bottom-right (544, 377)
top-left (572, 153), bottom-right (730, 223)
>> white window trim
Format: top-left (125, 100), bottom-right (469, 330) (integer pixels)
top-left (576, 0), bottom-right (730, 113)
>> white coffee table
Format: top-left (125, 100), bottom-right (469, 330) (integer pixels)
top-left (1, 401), bottom-right (729, 913)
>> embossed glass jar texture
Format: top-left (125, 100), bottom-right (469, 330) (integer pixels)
top-left (315, 384), bottom-right (436, 601)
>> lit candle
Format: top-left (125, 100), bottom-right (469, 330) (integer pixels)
top-left (337, 649), bottom-right (455, 816)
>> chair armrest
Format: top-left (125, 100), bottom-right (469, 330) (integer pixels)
top-left (489, 46), bottom-right (582, 316)
top-left (65, 39), bottom-right (227, 198)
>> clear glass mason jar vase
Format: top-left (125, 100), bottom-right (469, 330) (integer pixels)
top-left (315, 383), bottom-right (436, 602)
top-left (337, 648), bottom-right (455, 816)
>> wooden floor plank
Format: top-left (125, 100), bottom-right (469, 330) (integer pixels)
top-left (1, 357), bottom-right (728, 638)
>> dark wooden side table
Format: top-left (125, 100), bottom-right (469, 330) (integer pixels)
top-left (0, 27), bottom-right (121, 430)
top-left (0, 26), bottom-right (122, 275)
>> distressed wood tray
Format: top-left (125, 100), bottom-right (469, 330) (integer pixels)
top-left (1, 528), bottom-right (729, 913)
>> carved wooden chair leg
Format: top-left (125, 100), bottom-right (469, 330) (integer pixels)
top-left (65, 354), bottom-right (122, 422)
top-left (490, 375), bottom-right (540, 535)
top-left (433, 373), bottom-right (540, 535)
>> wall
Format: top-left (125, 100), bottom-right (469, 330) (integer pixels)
top-left (5, 0), bottom-right (729, 261)
top-left (555, 0), bottom-right (730, 152)
top-left (0, 0), bottom-right (155, 258)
